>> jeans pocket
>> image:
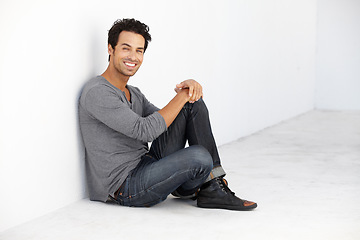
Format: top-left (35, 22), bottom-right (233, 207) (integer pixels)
top-left (116, 178), bottom-right (131, 206)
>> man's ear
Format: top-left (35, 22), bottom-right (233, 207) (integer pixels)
top-left (108, 44), bottom-right (114, 55)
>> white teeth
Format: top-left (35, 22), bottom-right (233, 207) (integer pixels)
top-left (125, 62), bottom-right (135, 67)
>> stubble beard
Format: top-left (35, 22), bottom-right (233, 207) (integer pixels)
top-left (114, 61), bottom-right (139, 78)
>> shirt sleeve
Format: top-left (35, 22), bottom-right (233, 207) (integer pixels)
top-left (83, 85), bottom-right (167, 142)
top-left (133, 87), bottom-right (160, 117)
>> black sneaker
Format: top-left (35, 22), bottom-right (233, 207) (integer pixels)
top-left (197, 177), bottom-right (257, 210)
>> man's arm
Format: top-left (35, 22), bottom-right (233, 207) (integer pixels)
top-left (158, 79), bottom-right (203, 127)
top-left (83, 86), bottom-right (167, 142)
top-left (158, 89), bottom-right (190, 127)
top-left (82, 80), bottom-right (202, 140)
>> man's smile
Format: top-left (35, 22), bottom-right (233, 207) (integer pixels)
top-left (124, 61), bottom-right (137, 68)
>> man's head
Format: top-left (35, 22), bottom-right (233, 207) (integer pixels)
top-left (108, 18), bottom-right (151, 62)
top-left (106, 19), bottom-right (151, 78)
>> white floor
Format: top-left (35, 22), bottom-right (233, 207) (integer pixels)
top-left (1, 110), bottom-right (360, 240)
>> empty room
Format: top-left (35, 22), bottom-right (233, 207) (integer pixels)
top-left (0, 0), bottom-right (359, 239)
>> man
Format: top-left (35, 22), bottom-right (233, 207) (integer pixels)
top-left (79, 18), bottom-right (257, 210)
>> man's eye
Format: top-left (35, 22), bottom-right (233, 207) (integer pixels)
top-left (123, 48), bottom-right (130, 51)
top-left (137, 50), bottom-right (144, 54)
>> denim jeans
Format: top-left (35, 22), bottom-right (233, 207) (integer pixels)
top-left (116, 99), bottom-right (226, 207)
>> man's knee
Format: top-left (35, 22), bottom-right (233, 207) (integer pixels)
top-left (191, 98), bottom-right (209, 115)
top-left (186, 145), bottom-right (213, 171)
top-left (192, 97), bottom-right (206, 107)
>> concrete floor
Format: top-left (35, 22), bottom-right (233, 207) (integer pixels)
top-left (1, 110), bottom-right (360, 240)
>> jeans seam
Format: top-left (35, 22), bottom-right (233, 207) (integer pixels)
top-left (130, 169), bottom-right (191, 200)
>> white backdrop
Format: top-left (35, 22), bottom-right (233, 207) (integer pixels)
top-left (316, 0), bottom-right (360, 110)
top-left (0, 0), bottom-right (357, 232)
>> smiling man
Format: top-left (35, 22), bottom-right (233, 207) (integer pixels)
top-left (78, 18), bottom-right (257, 210)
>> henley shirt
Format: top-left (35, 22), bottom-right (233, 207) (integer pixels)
top-left (78, 76), bottom-right (167, 202)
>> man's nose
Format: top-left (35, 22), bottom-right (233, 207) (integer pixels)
top-left (127, 51), bottom-right (137, 61)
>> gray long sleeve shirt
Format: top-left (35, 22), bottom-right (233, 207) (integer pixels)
top-left (79, 76), bottom-right (167, 202)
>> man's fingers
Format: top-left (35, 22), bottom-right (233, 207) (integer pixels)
top-left (193, 84), bottom-right (202, 101)
top-left (176, 83), bottom-right (184, 89)
top-left (189, 86), bottom-right (194, 98)
top-left (197, 85), bottom-right (202, 100)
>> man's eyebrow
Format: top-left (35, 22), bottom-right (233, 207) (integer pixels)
top-left (120, 43), bottom-right (144, 50)
top-left (120, 43), bottom-right (132, 47)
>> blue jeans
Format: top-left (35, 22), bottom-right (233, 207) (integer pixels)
top-left (116, 99), bottom-right (225, 207)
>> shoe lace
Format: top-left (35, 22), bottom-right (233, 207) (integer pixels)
top-left (217, 178), bottom-right (235, 195)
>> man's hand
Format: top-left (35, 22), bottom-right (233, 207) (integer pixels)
top-left (174, 79), bottom-right (203, 103)
top-left (159, 79), bottom-right (202, 127)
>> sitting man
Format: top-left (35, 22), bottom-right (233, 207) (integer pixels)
top-left (78, 18), bottom-right (257, 210)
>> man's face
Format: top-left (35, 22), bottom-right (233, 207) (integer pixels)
top-left (109, 31), bottom-right (145, 77)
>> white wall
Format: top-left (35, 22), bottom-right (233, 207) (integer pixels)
top-left (0, 0), bottom-right (317, 232)
top-left (316, 0), bottom-right (360, 110)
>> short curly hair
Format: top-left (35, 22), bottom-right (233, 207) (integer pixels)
top-left (107, 18), bottom-right (152, 61)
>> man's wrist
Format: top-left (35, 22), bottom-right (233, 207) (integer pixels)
top-left (177, 90), bottom-right (190, 103)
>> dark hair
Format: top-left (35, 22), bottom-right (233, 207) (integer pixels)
top-left (107, 18), bottom-right (152, 61)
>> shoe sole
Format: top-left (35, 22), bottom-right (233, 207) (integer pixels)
top-left (197, 202), bottom-right (257, 211)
